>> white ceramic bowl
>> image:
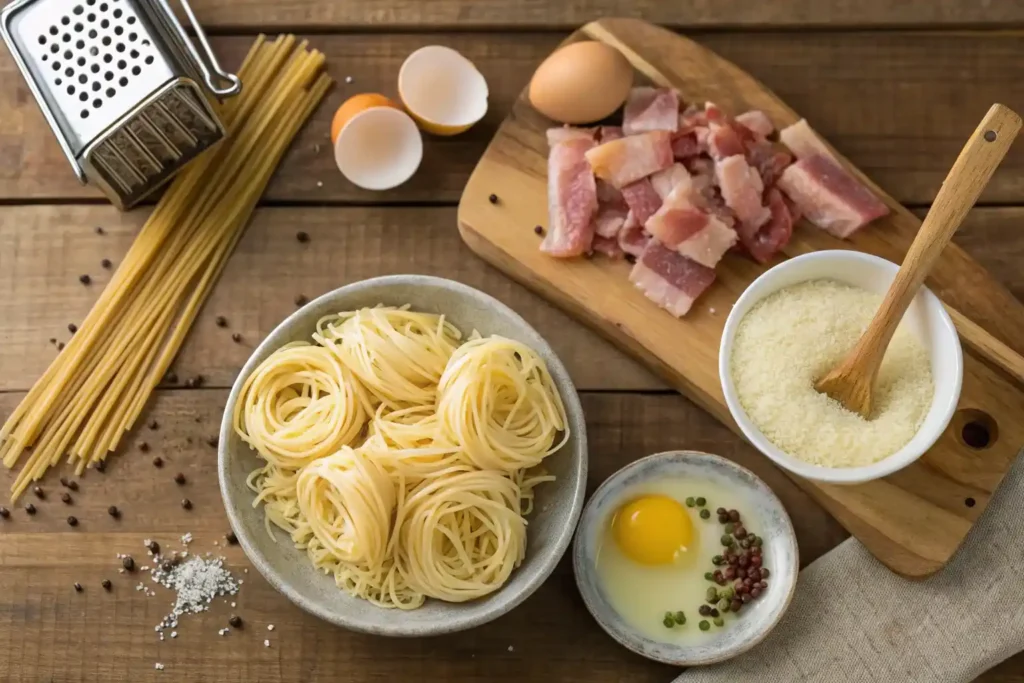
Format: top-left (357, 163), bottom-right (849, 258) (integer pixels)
top-left (719, 250), bottom-right (963, 485)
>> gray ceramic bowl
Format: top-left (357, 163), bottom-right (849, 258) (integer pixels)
top-left (218, 275), bottom-right (588, 636)
top-left (573, 451), bottom-right (798, 666)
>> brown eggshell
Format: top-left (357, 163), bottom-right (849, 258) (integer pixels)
top-left (528, 41), bottom-right (634, 124)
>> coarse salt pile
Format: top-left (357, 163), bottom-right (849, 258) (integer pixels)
top-left (152, 553), bottom-right (240, 633)
top-left (730, 279), bottom-right (933, 468)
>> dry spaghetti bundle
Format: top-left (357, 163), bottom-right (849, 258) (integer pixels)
top-left (239, 306), bottom-right (570, 609)
top-left (0, 36), bottom-right (331, 500)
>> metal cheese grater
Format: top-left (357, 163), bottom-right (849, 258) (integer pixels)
top-left (1, 0), bottom-right (241, 209)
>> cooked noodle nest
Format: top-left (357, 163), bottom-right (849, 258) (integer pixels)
top-left (394, 467), bottom-right (527, 603)
top-left (437, 336), bottom-right (569, 473)
top-left (233, 342), bottom-right (371, 469)
top-left (314, 307), bottom-right (463, 407)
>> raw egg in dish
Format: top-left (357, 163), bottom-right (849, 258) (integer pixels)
top-left (597, 477), bottom-right (763, 645)
top-left (612, 494), bottom-right (694, 566)
top-left (528, 41), bottom-right (633, 124)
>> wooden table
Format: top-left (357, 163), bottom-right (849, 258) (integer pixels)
top-left (1, 2), bottom-right (1023, 681)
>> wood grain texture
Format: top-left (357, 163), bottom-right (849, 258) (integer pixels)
top-left (0, 389), bottom-right (846, 682)
top-left (177, 0), bottom-right (1024, 30)
top-left (5, 31), bottom-right (1024, 205)
top-left (458, 18), bottom-right (1024, 577)
top-left (0, 205), bottom-right (657, 392)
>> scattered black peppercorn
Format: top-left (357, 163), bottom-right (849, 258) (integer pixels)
top-left (102, 579), bottom-right (112, 590)
top-left (148, 420), bottom-right (159, 430)
top-left (184, 377), bottom-right (196, 388)
top-left (296, 231), bottom-right (309, 243)
top-left (57, 342), bottom-right (65, 351)
top-left (193, 374), bottom-right (204, 387)
top-left (33, 486), bottom-right (44, 499)
top-left (108, 505), bottom-right (120, 518)
top-left (152, 456), bottom-right (163, 468)
top-left (95, 226), bottom-right (105, 235)
top-left (67, 479), bottom-right (78, 491)
top-left (181, 498), bottom-right (192, 510)
top-left (215, 316), bottom-right (228, 328)
top-left (138, 442), bottom-right (149, 453)
top-left (147, 540), bottom-right (160, 554)
top-left (161, 561), bottom-right (173, 572)
top-left (25, 503), bottom-right (36, 515)
top-left (95, 459), bottom-right (106, 472)
top-left (488, 194), bottom-right (499, 204)
top-left (294, 294), bottom-right (308, 307)
top-left (226, 531), bottom-right (238, 545)
top-left (206, 436), bottom-right (218, 449)
top-left (68, 323), bottom-right (78, 334)
top-left (60, 477), bottom-right (70, 488)
top-left (66, 515), bottom-right (78, 527)
top-left (229, 615), bottom-right (242, 628)
top-left (0, 507), bottom-right (8, 518)
top-left (533, 225), bottom-right (544, 235)
top-left (61, 492), bottom-right (72, 505)
top-left (165, 371), bottom-right (178, 385)
top-left (74, 582), bottom-right (83, 592)
top-left (193, 417), bottom-right (201, 424)
top-left (101, 258), bottom-right (112, 269)
top-left (79, 274), bottom-right (91, 285)
top-left (174, 473), bottom-right (186, 485)
top-left (49, 338), bottom-right (57, 345)
top-left (231, 332), bottom-right (242, 343)
top-left (122, 556), bottom-right (135, 571)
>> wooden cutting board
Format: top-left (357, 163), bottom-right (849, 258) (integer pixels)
top-left (457, 17), bottom-right (1024, 578)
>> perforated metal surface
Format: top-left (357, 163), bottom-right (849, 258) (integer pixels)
top-left (8, 0), bottom-right (174, 153)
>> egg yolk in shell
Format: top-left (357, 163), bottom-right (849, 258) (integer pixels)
top-left (612, 495), bottom-right (694, 565)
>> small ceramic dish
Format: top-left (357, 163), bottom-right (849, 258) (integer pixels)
top-left (219, 275), bottom-right (587, 636)
top-left (573, 451), bottom-right (798, 667)
top-left (719, 250), bottom-right (963, 485)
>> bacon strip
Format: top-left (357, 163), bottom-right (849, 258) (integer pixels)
top-left (586, 132), bottom-right (674, 189)
top-left (629, 240), bottom-right (716, 317)
top-left (777, 154), bottom-right (889, 238)
top-left (541, 138), bottom-right (598, 257)
top-left (623, 87), bottom-right (680, 135)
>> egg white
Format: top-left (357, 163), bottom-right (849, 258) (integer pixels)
top-left (595, 477), bottom-right (762, 645)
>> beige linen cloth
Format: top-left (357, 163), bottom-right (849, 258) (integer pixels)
top-left (675, 451), bottom-right (1024, 683)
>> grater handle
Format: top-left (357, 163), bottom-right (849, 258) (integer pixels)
top-left (157, 0), bottom-right (241, 98)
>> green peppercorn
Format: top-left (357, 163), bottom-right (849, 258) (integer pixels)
top-left (699, 509), bottom-right (711, 520)
top-left (685, 497), bottom-right (696, 508)
top-left (712, 555), bottom-right (724, 566)
top-left (713, 616), bottom-right (724, 627)
top-left (721, 586), bottom-right (736, 601)
top-left (704, 572), bottom-right (714, 581)
top-left (721, 534), bottom-right (734, 547)
top-left (699, 620), bottom-right (710, 631)
top-left (724, 522), bottom-right (735, 534)
top-left (717, 598), bottom-right (731, 613)
top-left (753, 536), bottom-right (763, 547)
top-left (674, 611), bottom-right (686, 625)
top-left (705, 587), bottom-right (719, 603)
top-left (695, 497), bottom-right (706, 507)
top-left (663, 614), bottom-right (675, 628)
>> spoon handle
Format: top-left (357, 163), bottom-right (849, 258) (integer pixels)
top-left (860, 103), bottom-right (1021, 358)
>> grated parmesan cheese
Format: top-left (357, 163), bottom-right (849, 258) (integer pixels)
top-left (730, 280), bottom-right (933, 468)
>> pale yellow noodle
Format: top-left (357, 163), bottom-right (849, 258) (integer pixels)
top-left (437, 336), bottom-right (569, 473)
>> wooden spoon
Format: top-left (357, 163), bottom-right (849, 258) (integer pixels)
top-left (815, 103), bottom-right (1022, 418)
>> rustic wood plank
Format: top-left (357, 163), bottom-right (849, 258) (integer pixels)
top-left (2, 205), bottom-right (1022, 395)
top-left (4, 32), bottom-right (1024, 205)
top-left (0, 205), bottom-right (658, 392)
top-left (0, 389), bottom-right (847, 682)
top-left (180, 0), bottom-right (1024, 30)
